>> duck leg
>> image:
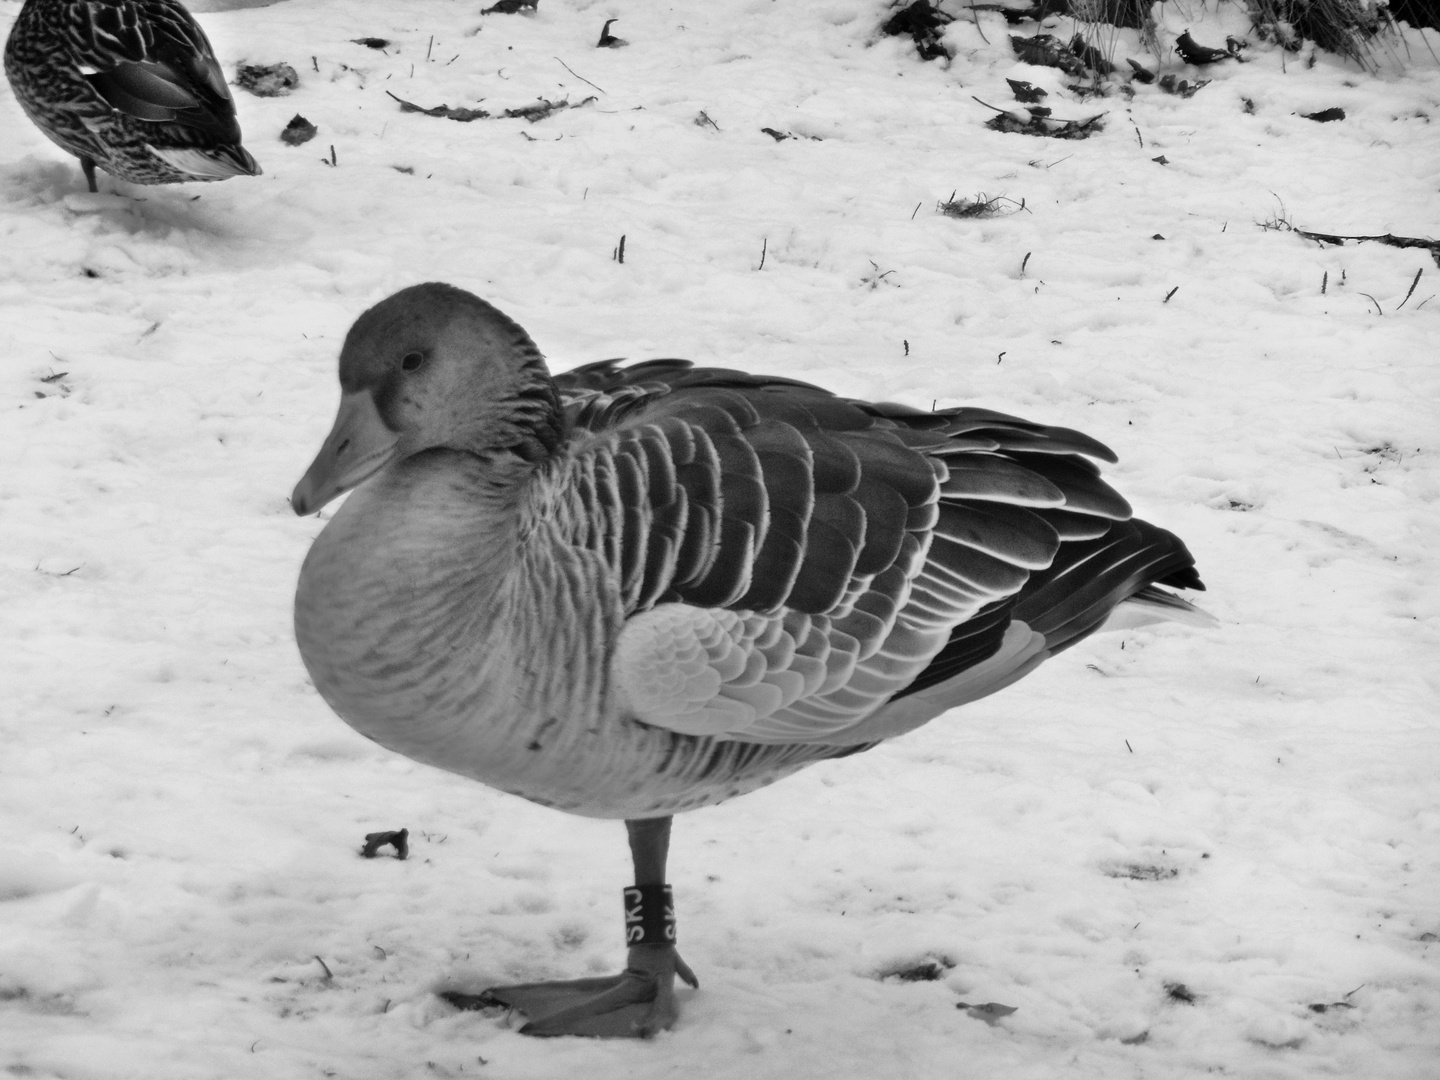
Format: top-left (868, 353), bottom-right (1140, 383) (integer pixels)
top-left (80, 156), bottom-right (98, 193)
top-left (448, 816), bottom-right (698, 1038)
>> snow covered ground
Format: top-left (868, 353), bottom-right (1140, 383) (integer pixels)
top-left (2, 0), bottom-right (1438, 1075)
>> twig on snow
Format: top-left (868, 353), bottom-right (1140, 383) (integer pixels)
top-left (968, 1), bottom-right (990, 44)
top-left (555, 56), bottom-right (605, 94)
top-left (1397, 268), bottom-right (1424, 309)
top-left (1287, 228), bottom-right (1440, 267)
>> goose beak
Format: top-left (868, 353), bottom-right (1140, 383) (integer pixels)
top-left (291, 391), bottom-right (400, 515)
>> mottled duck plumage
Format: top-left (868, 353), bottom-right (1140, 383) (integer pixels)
top-left (4, 0), bottom-right (260, 191)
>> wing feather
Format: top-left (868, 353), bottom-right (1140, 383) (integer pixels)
top-left (932, 502), bottom-right (1060, 570)
top-left (542, 360), bottom-right (1205, 745)
top-left (939, 457), bottom-right (1067, 505)
top-left (851, 476), bottom-right (910, 574)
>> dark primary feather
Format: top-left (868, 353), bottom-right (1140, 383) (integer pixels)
top-left (551, 360), bottom-right (1204, 714)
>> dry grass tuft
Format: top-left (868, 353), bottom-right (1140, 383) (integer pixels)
top-left (1246, 0), bottom-right (1400, 72)
top-left (938, 191), bottom-right (1028, 218)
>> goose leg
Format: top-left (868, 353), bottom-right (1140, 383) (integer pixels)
top-left (80, 156), bottom-right (98, 193)
top-left (447, 816), bottom-right (699, 1038)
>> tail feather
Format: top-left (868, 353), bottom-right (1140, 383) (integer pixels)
top-left (146, 143), bottom-right (261, 180)
top-left (1101, 585), bottom-right (1218, 631)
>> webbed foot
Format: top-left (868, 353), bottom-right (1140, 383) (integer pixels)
top-left (445, 944), bottom-right (698, 1038)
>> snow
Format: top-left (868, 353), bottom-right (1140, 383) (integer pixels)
top-left (2, 0), bottom-right (1438, 1075)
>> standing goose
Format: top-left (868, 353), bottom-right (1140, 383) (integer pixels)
top-left (291, 283), bottom-right (1211, 1038)
top-left (4, 0), bottom-right (260, 191)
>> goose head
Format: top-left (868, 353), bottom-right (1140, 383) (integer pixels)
top-left (291, 284), bottom-right (562, 515)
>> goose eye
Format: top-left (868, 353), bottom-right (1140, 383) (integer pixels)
top-left (401, 351), bottom-right (426, 372)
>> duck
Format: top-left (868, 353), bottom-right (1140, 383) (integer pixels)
top-left (291, 283), bottom-right (1212, 1038)
top-left (4, 0), bottom-right (260, 192)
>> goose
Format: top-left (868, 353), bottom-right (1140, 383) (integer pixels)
top-left (291, 283), bottom-right (1211, 1038)
top-left (4, 0), bottom-right (260, 192)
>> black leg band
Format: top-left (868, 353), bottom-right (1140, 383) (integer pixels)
top-left (623, 884), bottom-right (676, 945)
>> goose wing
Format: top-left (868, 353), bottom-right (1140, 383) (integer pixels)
top-left (548, 362), bottom-right (1203, 745)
